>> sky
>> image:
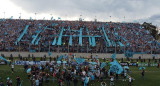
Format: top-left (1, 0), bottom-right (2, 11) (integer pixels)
top-left (0, 0), bottom-right (160, 28)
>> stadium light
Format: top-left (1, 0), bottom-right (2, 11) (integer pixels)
top-left (35, 13), bottom-right (37, 20)
top-left (95, 16), bottom-right (97, 22)
top-left (50, 14), bottom-right (53, 20)
top-left (19, 13), bottom-right (21, 19)
top-left (3, 12), bottom-right (5, 19)
top-left (110, 16), bottom-right (112, 22)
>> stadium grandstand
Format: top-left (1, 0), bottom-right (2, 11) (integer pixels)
top-left (0, 19), bottom-right (160, 54)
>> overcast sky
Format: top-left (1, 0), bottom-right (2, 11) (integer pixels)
top-left (0, 0), bottom-right (160, 27)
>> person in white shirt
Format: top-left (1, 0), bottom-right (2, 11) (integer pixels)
top-left (128, 77), bottom-right (132, 86)
top-left (110, 76), bottom-right (114, 86)
top-left (11, 64), bottom-right (14, 73)
top-left (74, 69), bottom-right (76, 75)
top-left (82, 70), bottom-right (86, 76)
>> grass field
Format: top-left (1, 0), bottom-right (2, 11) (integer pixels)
top-left (0, 58), bottom-right (160, 86)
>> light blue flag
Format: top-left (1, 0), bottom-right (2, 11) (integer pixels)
top-left (84, 76), bottom-right (89, 86)
top-left (52, 37), bottom-right (57, 45)
top-left (115, 32), bottom-right (118, 36)
top-left (90, 62), bottom-right (97, 65)
top-left (10, 16), bottom-right (13, 19)
top-left (0, 56), bottom-right (10, 63)
top-left (38, 65), bottom-right (42, 70)
top-left (101, 62), bottom-right (106, 69)
top-left (51, 17), bottom-right (53, 20)
top-left (74, 58), bottom-right (85, 64)
top-left (57, 61), bottom-right (61, 64)
top-left (27, 68), bottom-right (31, 73)
top-left (5, 32), bottom-right (7, 35)
top-left (32, 35), bottom-right (36, 38)
top-left (57, 55), bottom-right (63, 61)
top-left (148, 41), bottom-right (153, 43)
top-left (111, 53), bottom-right (116, 59)
top-left (20, 80), bottom-right (23, 86)
top-left (48, 51), bottom-right (52, 56)
top-left (139, 67), bottom-right (146, 70)
top-left (109, 60), bottom-right (123, 74)
top-left (29, 49), bottom-right (36, 53)
top-left (125, 50), bottom-right (133, 58)
top-left (124, 66), bottom-right (129, 70)
top-left (91, 75), bottom-right (95, 80)
top-left (136, 32), bottom-right (139, 35)
top-left (63, 61), bottom-right (67, 64)
top-left (122, 21), bottom-right (126, 23)
top-left (30, 17), bottom-right (32, 20)
top-left (69, 35), bottom-right (72, 46)
top-left (58, 17), bottom-right (61, 20)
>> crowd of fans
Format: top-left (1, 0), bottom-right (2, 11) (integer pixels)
top-left (0, 19), bottom-right (159, 53)
top-left (6, 56), bottom-right (138, 86)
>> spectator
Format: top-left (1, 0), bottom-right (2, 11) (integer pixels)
top-left (16, 76), bottom-right (21, 86)
top-left (73, 77), bottom-right (78, 86)
top-left (35, 78), bottom-right (39, 86)
top-left (141, 70), bottom-right (145, 80)
top-left (0, 81), bottom-right (4, 86)
top-left (11, 63), bottom-right (14, 73)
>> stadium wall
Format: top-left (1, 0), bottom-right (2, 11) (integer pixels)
top-left (0, 52), bottom-right (159, 59)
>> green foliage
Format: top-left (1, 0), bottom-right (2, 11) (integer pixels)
top-left (142, 22), bottom-right (160, 40)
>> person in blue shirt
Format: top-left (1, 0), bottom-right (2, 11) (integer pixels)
top-left (50, 67), bottom-right (53, 73)
top-left (91, 74), bottom-right (94, 81)
top-left (0, 81), bottom-right (4, 86)
top-left (35, 79), bottom-right (39, 86)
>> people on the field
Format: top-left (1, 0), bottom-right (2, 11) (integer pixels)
top-left (128, 76), bottom-right (132, 86)
top-left (0, 81), bottom-right (4, 86)
top-left (110, 76), bottom-right (114, 86)
top-left (141, 70), bottom-right (145, 80)
top-left (11, 64), bottom-right (14, 73)
top-left (16, 76), bottom-right (21, 86)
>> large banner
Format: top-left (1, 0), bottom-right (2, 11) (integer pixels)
top-left (15, 61), bottom-right (55, 65)
top-left (138, 63), bottom-right (158, 67)
top-left (120, 62), bottom-right (137, 66)
top-left (0, 61), bottom-right (7, 65)
top-left (120, 62), bottom-right (158, 66)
